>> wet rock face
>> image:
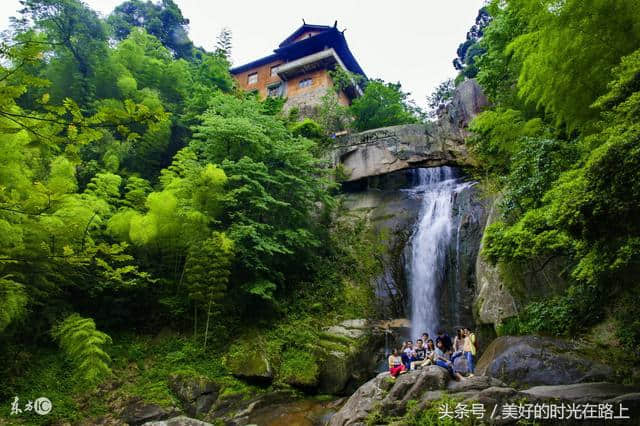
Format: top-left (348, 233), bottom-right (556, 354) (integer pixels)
top-left (438, 183), bottom-right (489, 332)
top-left (474, 195), bottom-right (518, 328)
top-left (476, 336), bottom-right (614, 387)
top-left (339, 171), bottom-right (422, 318)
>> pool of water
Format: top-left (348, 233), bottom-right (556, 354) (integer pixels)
top-left (247, 397), bottom-right (345, 426)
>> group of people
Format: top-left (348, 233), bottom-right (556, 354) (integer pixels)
top-left (388, 327), bottom-right (477, 381)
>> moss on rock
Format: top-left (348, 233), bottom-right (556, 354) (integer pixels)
top-left (278, 348), bottom-right (319, 387)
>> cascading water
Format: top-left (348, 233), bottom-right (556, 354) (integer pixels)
top-left (404, 166), bottom-right (474, 340)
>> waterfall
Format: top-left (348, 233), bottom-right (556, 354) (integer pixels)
top-left (404, 166), bottom-right (474, 340)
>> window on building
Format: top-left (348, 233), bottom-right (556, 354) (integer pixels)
top-left (298, 78), bottom-right (312, 88)
top-left (270, 66), bottom-right (279, 77)
top-left (267, 83), bottom-right (283, 97)
top-left (247, 72), bottom-right (258, 84)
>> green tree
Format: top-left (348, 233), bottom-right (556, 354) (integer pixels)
top-left (190, 92), bottom-right (334, 313)
top-left (505, 0), bottom-right (640, 131)
top-left (215, 27), bottom-right (233, 61)
top-left (349, 80), bottom-right (421, 131)
top-left (16, 0), bottom-right (109, 104)
top-left (185, 233), bottom-right (233, 349)
top-left (108, 0), bottom-right (194, 59)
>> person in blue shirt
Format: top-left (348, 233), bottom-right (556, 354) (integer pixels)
top-left (401, 340), bottom-right (417, 370)
top-left (434, 339), bottom-right (464, 381)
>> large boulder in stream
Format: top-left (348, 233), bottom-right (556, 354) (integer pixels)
top-left (476, 335), bottom-right (614, 387)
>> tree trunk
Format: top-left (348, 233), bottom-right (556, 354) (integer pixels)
top-left (193, 304), bottom-right (198, 342)
top-left (203, 293), bottom-right (213, 350)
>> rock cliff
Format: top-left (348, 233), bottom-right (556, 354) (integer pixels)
top-left (328, 79), bottom-right (488, 182)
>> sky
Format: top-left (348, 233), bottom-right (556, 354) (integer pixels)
top-left (0, 0), bottom-right (486, 108)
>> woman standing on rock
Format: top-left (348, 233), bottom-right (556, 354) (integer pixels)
top-left (388, 348), bottom-right (406, 378)
top-left (451, 328), bottom-right (465, 363)
top-left (463, 327), bottom-right (477, 376)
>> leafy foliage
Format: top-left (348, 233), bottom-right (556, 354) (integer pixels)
top-left (453, 7), bottom-right (491, 80)
top-left (349, 80), bottom-right (421, 131)
top-left (108, 0), bottom-right (194, 59)
top-left (52, 314), bottom-right (112, 386)
top-left (0, 277), bottom-right (27, 332)
top-left (466, 0), bottom-right (640, 346)
top-left (505, 0), bottom-right (640, 131)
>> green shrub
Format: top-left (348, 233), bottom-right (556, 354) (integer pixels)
top-left (289, 118), bottom-right (326, 142)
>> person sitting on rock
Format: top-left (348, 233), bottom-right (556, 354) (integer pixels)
top-left (434, 339), bottom-right (464, 381)
top-left (463, 327), bottom-right (477, 376)
top-left (401, 340), bottom-right (417, 370)
top-left (421, 332), bottom-right (429, 344)
top-left (388, 348), bottom-right (406, 378)
top-left (435, 329), bottom-right (453, 353)
top-left (425, 339), bottom-right (436, 364)
top-left (451, 328), bottom-right (465, 363)
top-left (410, 339), bottom-right (428, 370)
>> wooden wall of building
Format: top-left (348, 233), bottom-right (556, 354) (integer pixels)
top-left (233, 59), bottom-right (283, 97)
top-left (232, 65), bottom-right (351, 108)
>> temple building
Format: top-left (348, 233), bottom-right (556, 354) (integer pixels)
top-left (230, 21), bottom-right (366, 115)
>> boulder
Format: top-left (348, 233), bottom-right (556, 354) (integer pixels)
top-left (330, 123), bottom-right (472, 182)
top-left (317, 319), bottom-right (385, 395)
top-left (329, 367), bottom-right (450, 425)
top-left (324, 325), bottom-right (367, 340)
top-left (381, 366), bottom-right (450, 416)
top-left (168, 374), bottom-right (220, 417)
top-left (476, 335), bottom-right (614, 387)
top-left (226, 349), bottom-right (273, 382)
top-left (143, 416), bottom-right (212, 426)
top-left (331, 365), bottom-right (640, 425)
top-left (442, 78), bottom-right (490, 129)
top-left (121, 399), bottom-right (176, 425)
top-left (522, 382), bottom-right (638, 402)
top-left (329, 80), bottom-right (488, 183)
top-left (447, 375), bottom-right (506, 393)
top-left (318, 350), bottom-right (351, 394)
top-left (329, 372), bottom-right (398, 426)
top-left (328, 81), bottom-right (489, 184)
